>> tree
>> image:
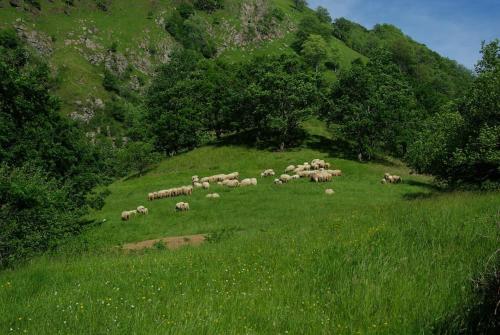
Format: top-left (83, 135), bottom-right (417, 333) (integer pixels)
top-left (315, 6), bottom-right (332, 24)
top-left (241, 54), bottom-right (319, 150)
top-left (301, 34), bottom-right (329, 72)
top-left (293, 0), bottom-right (308, 11)
top-left (407, 40), bottom-right (500, 186)
top-left (117, 142), bottom-right (160, 176)
top-left (292, 14), bottom-right (333, 52)
top-left (326, 52), bottom-right (417, 159)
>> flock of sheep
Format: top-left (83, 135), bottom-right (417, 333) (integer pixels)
top-left (120, 158), bottom-right (403, 221)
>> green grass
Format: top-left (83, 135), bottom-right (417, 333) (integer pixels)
top-left (0, 145), bottom-right (498, 334)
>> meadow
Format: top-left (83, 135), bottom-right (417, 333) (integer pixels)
top-left (0, 145), bottom-right (498, 334)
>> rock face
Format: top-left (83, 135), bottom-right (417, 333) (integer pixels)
top-left (70, 97), bottom-right (105, 123)
top-left (14, 23), bottom-right (53, 56)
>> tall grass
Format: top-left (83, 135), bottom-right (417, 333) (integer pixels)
top-left (0, 146), bottom-right (498, 334)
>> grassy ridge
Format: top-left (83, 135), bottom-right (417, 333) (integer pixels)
top-left (0, 145), bottom-right (498, 334)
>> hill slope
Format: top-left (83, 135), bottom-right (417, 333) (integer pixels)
top-left (0, 144), bottom-right (498, 333)
top-left (0, 0), bottom-right (362, 120)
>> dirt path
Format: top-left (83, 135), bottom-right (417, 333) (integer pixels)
top-left (122, 234), bottom-right (206, 251)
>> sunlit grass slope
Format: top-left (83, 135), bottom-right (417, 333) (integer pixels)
top-left (0, 144), bottom-right (498, 334)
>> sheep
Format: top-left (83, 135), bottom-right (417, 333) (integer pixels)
top-left (381, 178), bottom-right (388, 184)
top-left (148, 192), bottom-right (155, 201)
top-left (292, 174), bottom-right (300, 180)
top-left (192, 175), bottom-right (199, 183)
top-left (250, 178), bottom-right (257, 186)
top-left (224, 172), bottom-right (239, 181)
top-left (193, 182), bottom-right (203, 188)
top-left (274, 179), bottom-right (283, 185)
top-left (298, 170), bottom-right (315, 178)
top-left (121, 211), bottom-right (131, 221)
top-left (222, 179), bottom-right (240, 187)
top-left (261, 169), bottom-right (275, 177)
top-left (310, 171), bottom-right (332, 183)
top-left (279, 174), bottom-right (293, 183)
top-left (325, 189), bottom-right (335, 195)
top-left (392, 175), bottom-right (402, 184)
top-left (285, 165), bottom-right (295, 173)
top-left (137, 206), bottom-right (149, 215)
top-left (175, 202), bottom-right (190, 211)
top-left (330, 170), bottom-right (342, 177)
top-left (202, 182), bottom-right (210, 190)
top-left (206, 193), bottom-right (220, 199)
top-left (383, 173), bottom-right (402, 184)
top-left (182, 185), bottom-right (193, 195)
top-left (240, 178), bottom-right (257, 187)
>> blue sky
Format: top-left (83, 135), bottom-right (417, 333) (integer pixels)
top-left (308, 0), bottom-right (500, 68)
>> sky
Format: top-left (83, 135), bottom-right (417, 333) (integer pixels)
top-left (308, 0), bottom-right (500, 68)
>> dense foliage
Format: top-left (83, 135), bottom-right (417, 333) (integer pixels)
top-left (406, 40), bottom-right (500, 187)
top-left (332, 18), bottom-right (473, 114)
top-left (0, 29), bottom-right (108, 267)
top-left (325, 53), bottom-right (418, 160)
top-left (147, 51), bottom-right (318, 152)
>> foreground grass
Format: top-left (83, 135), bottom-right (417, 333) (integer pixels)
top-left (0, 146), bottom-right (498, 334)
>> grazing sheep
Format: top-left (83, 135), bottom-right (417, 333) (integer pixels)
top-left (261, 169), bottom-right (275, 177)
top-left (311, 171), bottom-right (332, 183)
top-left (223, 179), bottom-right (240, 188)
top-left (274, 179), bottom-right (283, 185)
top-left (325, 189), bottom-right (335, 195)
top-left (148, 192), bottom-right (155, 201)
top-left (194, 182), bottom-right (203, 188)
top-left (206, 193), bottom-right (220, 199)
top-left (192, 175), bottom-right (199, 183)
top-left (202, 182), bottom-right (210, 190)
top-left (392, 175), bottom-right (402, 184)
top-left (383, 173), bottom-right (402, 184)
top-left (240, 178), bottom-right (257, 187)
top-left (298, 170), bottom-right (315, 178)
top-left (381, 178), bottom-right (388, 184)
top-left (330, 170), bottom-right (342, 177)
top-left (279, 174), bottom-right (293, 183)
top-left (224, 172), bottom-right (239, 181)
top-left (240, 178), bottom-right (252, 187)
top-left (175, 202), bottom-right (190, 212)
top-left (121, 211), bottom-right (131, 221)
top-left (137, 206), bottom-right (149, 215)
top-left (285, 165), bottom-right (296, 173)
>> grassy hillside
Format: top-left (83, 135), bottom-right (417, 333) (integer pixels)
top-left (0, 0), bottom-right (362, 119)
top-left (0, 142), bottom-right (498, 333)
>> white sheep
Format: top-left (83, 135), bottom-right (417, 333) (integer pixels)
top-left (274, 179), bottom-right (283, 185)
top-left (202, 182), bottom-right (210, 189)
top-left (206, 193), bottom-right (220, 199)
top-left (137, 206), bottom-right (149, 215)
top-left (175, 202), bottom-right (190, 212)
top-left (121, 211), bottom-right (131, 221)
top-left (261, 169), bottom-right (275, 177)
top-left (325, 189), bottom-right (335, 195)
top-left (285, 165), bottom-right (295, 173)
top-left (279, 174), bottom-right (293, 183)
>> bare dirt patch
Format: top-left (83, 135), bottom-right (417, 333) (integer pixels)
top-left (122, 234), bottom-right (206, 251)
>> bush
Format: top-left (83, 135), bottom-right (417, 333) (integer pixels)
top-left (194, 0), bottom-right (224, 13)
top-left (0, 165), bottom-right (86, 268)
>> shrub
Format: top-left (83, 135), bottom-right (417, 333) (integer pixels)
top-left (0, 165), bottom-right (86, 268)
top-left (194, 0), bottom-right (224, 13)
